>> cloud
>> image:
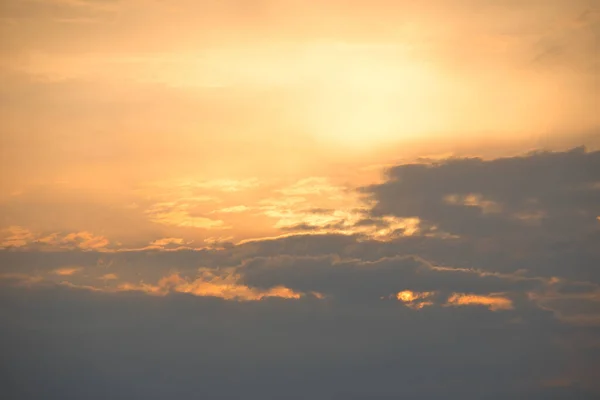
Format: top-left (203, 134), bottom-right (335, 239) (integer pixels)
top-left (0, 239), bottom-right (550, 308)
top-left (256, 179), bottom-right (420, 240)
top-left (1, 231), bottom-right (600, 398)
top-left (145, 201), bottom-right (226, 229)
top-left (239, 254), bottom-right (543, 306)
top-left (396, 290), bottom-right (514, 312)
top-left (57, 231), bottom-right (109, 249)
top-left (1, 145), bottom-right (600, 397)
top-left (395, 290), bottom-right (435, 309)
top-left (0, 273), bottom-right (44, 286)
top-left (1, 0), bottom-right (599, 394)
top-left (98, 273), bottom-right (117, 281)
top-left (1, 280), bottom-right (597, 400)
top-left (363, 147), bottom-right (600, 237)
top-left (359, 147), bottom-right (600, 282)
top-left (142, 237), bottom-right (196, 251)
top-left (115, 269), bottom-right (306, 301)
top-left (0, 227), bottom-right (110, 251)
top-left (52, 267), bottom-right (82, 276)
top-left (149, 237), bottom-right (185, 247)
top-left (213, 205), bottom-right (250, 213)
top-left (0, 226), bottom-right (34, 248)
top-left (446, 293), bottom-right (514, 311)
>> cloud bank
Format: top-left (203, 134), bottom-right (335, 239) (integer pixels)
top-left (2, 147), bottom-right (600, 399)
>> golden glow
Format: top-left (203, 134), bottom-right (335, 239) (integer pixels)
top-left (446, 293), bottom-right (513, 311)
top-left (301, 53), bottom-right (440, 148)
top-left (1, 0), bottom-right (598, 316)
top-left (1, 228), bottom-right (111, 251)
top-left (444, 194), bottom-right (502, 214)
top-left (395, 291), bottom-right (514, 311)
top-left (2, 0), bottom-right (598, 245)
top-left (115, 270), bottom-right (306, 302)
top-left (145, 202), bottom-right (226, 229)
top-left (0, 226), bottom-right (34, 248)
top-left (396, 290), bottom-right (435, 309)
top-left (52, 267), bottom-right (82, 276)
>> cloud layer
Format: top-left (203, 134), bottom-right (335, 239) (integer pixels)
top-left (2, 147), bottom-right (600, 398)
top-left (1, 1), bottom-right (599, 397)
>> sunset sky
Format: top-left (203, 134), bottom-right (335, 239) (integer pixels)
top-left (1, 1), bottom-right (600, 399)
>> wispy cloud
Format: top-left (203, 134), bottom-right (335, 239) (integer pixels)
top-left (114, 270), bottom-right (307, 302)
top-left (446, 293), bottom-right (514, 311)
top-left (0, 226), bottom-right (34, 248)
top-left (52, 266), bottom-right (82, 276)
top-left (1, 227), bottom-right (110, 251)
top-left (145, 202), bottom-right (226, 229)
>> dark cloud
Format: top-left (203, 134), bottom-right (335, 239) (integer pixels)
top-left (361, 147), bottom-right (600, 281)
top-left (1, 283), bottom-right (597, 400)
top-left (240, 254), bottom-right (541, 302)
top-left (2, 147), bottom-right (600, 398)
top-left (363, 147), bottom-right (600, 237)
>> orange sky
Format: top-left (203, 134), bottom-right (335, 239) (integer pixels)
top-left (1, 0), bottom-right (598, 248)
top-left (1, 3), bottom-right (600, 396)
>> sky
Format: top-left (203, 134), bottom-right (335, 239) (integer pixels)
top-left (1, 0), bottom-right (600, 399)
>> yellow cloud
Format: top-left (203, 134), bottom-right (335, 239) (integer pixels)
top-left (37, 231), bottom-right (109, 249)
top-left (149, 237), bottom-right (186, 247)
top-left (146, 202), bottom-right (226, 229)
top-left (0, 228), bottom-right (109, 251)
top-left (396, 290), bottom-right (435, 309)
top-left (213, 205), bottom-right (250, 213)
top-left (61, 232), bottom-right (109, 250)
top-left (53, 267), bottom-right (83, 276)
top-left (446, 293), bottom-right (513, 311)
top-left (0, 226), bottom-right (34, 248)
top-left (117, 269), bottom-right (305, 301)
top-left (99, 273), bottom-right (118, 281)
